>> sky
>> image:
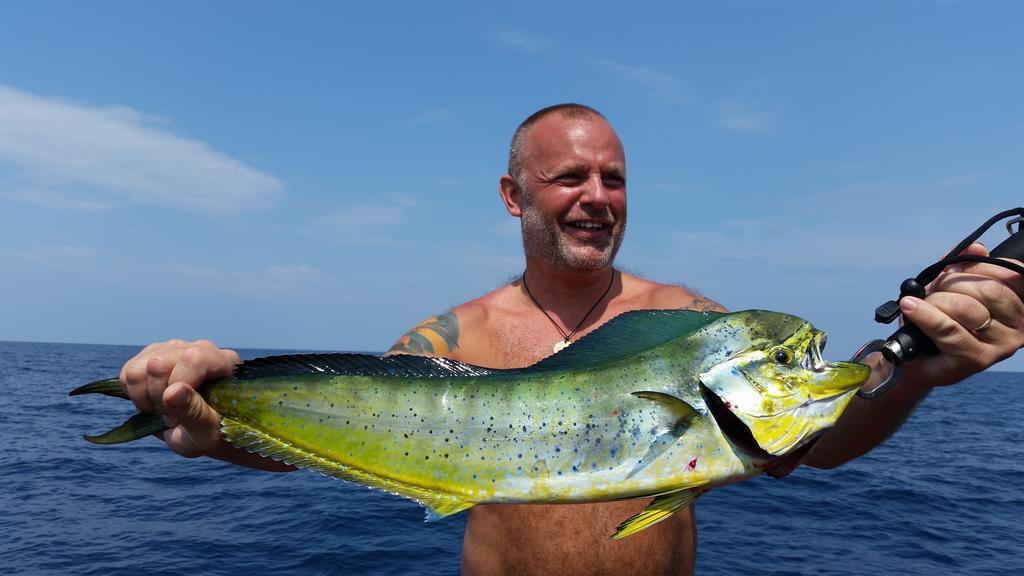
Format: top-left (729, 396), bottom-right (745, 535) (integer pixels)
top-left (1, 1), bottom-right (1022, 371)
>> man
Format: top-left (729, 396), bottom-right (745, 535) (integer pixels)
top-left (121, 104), bottom-right (1024, 575)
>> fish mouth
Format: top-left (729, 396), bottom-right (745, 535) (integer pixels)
top-left (800, 329), bottom-right (871, 398)
top-left (803, 330), bottom-right (828, 372)
top-left (699, 381), bottom-right (772, 459)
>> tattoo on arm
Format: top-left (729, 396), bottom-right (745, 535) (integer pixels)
top-left (685, 295), bottom-right (724, 313)
top-left (387, 311), bottom-right (460, 356)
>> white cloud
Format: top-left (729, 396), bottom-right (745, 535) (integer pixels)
top-left (600, 61), bottom-right (690, 105)
top-left (716, 102), bottom-right (778, 132)
top-left (0, 84), bottom-right (284, 215)
top-left (309, 195), bottom-right (417, 244)
top-left (175, 263), bottom-right (322, 297)
top-left (649, 173), bottom-right (1005, 286)
top-left (495, 30), bottom-right (553, 54)
top-left (0, 243), bottom-right (99, 266)
top-left (4, 188), bottom-right (112, 211)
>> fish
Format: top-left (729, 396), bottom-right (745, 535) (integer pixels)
top-left (71, 309), bottom-right (870, 538)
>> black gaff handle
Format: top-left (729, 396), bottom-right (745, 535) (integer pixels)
top-left (881, 209), bottom-right (1024, 366)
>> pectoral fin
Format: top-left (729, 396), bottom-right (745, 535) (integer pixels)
top-left (611, 488), bottom-right (704, 539)
top-left (631, 391), bottom-right (698, 435)
top-left (626, 391), bottom-right (699, 478)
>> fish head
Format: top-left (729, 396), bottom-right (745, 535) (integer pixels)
top-left (697, 310), bottom-right (871, 457)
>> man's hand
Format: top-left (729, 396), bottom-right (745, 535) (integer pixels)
top-left (808, 242), bottom-right (1023, 468)
top-left (120, 339), bottom-right (239, 458)
top-left (900, 242), bottom-right (1024, 388)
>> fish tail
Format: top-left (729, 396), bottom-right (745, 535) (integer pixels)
top-left (69, 377), bottom-right (129, 399)
top-left (70, 377), bottom-right (169, 444)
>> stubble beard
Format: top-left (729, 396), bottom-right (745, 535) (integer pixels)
top-left (519, 197), bottom-right (626, 272)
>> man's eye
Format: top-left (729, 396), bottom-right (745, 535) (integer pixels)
top-left (603, 176), bottom-right (625, 187)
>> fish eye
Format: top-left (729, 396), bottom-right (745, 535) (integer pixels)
top-left (770, 347), bottom-right (793, 365)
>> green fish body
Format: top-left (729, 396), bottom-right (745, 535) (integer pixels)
top-left (73, 309), bottom-right (870, 537)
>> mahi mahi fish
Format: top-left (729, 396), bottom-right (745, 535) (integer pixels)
top-left (72, 309), bottom-right (869, 538)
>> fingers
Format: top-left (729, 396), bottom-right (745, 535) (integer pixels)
top-left (900, 296), bottom-right (975, 352)
top-left (942, 242), bottom-right (1024, 296)
top-left (899, 297), bottom-right (982, 382)
top-left (162, 382), bottom-right (224, 458)
top-left (917, 290), bottom-right (997, 336)
top-left (929, 261), bottom-right (1024, 333)
top-left (901, 258), bottom-right (1024, 385)
top-left (120, 341), bottom-right (184, 414)
top-left (119, 337), bottom-right (239, 432)
top-left (118, 338), bottom-right (239, 458)
top-left (165, 342), bottom-right (234, 396)
top-left (146, 353), bottom-right (174, 413)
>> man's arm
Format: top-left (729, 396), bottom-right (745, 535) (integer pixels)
top-left (387, 311), bottom-right (460, 357)
top-left (806, 243), bottom-right (1024, 468)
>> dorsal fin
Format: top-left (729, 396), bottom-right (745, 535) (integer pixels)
top-left (528, 309), bottom-right (724, 372)
top-left (233, 353), bottom-right (495, 381)
top-left (235, 311), bottom-right (722, 380)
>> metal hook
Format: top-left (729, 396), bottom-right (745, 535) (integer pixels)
top-left (851, 339), bottom-right (903, 399)
top-left (1006, 215), bottom-right (1022, 235)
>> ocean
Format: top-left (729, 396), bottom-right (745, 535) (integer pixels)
top-left (2, 341), bottom-right (1022, 575)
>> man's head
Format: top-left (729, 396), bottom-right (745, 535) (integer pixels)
top-left (500, 104), bottom-right (627, 272)
top-left (507, 104), bottom-right (608, 190)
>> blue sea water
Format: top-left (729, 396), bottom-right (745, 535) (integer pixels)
top-left (1, 340), bottom-right (1022, 575)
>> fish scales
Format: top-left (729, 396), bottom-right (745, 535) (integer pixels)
top-left (204, 357), bottom-right (734, 502)
top-left (73, 309), bottom-right (871, 537)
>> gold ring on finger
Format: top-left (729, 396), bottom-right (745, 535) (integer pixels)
top-left (971, 317), bottom-right (993, 333)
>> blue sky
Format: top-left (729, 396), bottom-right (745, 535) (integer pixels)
top-left (2, 2), bottom-right (1022, 371)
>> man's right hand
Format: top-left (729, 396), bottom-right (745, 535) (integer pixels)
top-left (120, 339), bottom-right (239, 458)
top-left (120, 339), bottom-right (299, 471)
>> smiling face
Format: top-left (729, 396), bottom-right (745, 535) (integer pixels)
top-left (504, 113), bottom-right (628, 271)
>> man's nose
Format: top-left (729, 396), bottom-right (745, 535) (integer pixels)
top-left (579, 174), bottom-right (611, 209)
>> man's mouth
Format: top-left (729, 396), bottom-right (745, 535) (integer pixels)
top-left (564, 221), bottom-right (611, 231)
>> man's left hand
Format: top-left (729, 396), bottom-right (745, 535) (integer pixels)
top-left (899, 242), bottom-right (1024, 388)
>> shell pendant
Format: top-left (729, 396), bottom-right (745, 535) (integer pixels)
top-left (553, 339), bottom-right (571, 353)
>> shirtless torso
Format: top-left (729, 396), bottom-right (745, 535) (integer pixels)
top-left (390, 271), bottom-right (723, 576)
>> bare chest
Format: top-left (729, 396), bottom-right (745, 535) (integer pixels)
top-left (453, 277), bottom-right (702, 370)
top-left (484, 315), bottom-right (571, 368)
top-left (473, 305), bottom-right (636, 369)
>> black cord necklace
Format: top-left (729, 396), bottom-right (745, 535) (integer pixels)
top-left (521, 269), bottom-right (616, 353)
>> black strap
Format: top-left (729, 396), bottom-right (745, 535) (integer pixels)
top-left (876, 208), bottom-right (1024, 324)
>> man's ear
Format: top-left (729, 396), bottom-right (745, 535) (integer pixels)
top-left (499, 174), bottom-right (524, 217)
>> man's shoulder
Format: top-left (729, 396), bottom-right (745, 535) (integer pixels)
top-left (387, 309), bottom-right (462, 357)
top-left (447, 282), bottom-right (519, 327)
top-left (620, 272), bottom-right (726, 312)
top-left (386, 283), bottom-right (518, 360)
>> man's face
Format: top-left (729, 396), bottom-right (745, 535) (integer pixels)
top-left (516, 114), bottom-right (627, 271)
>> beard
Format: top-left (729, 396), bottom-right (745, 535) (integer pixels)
top-left (519, 198), bottom-right (626, 271)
